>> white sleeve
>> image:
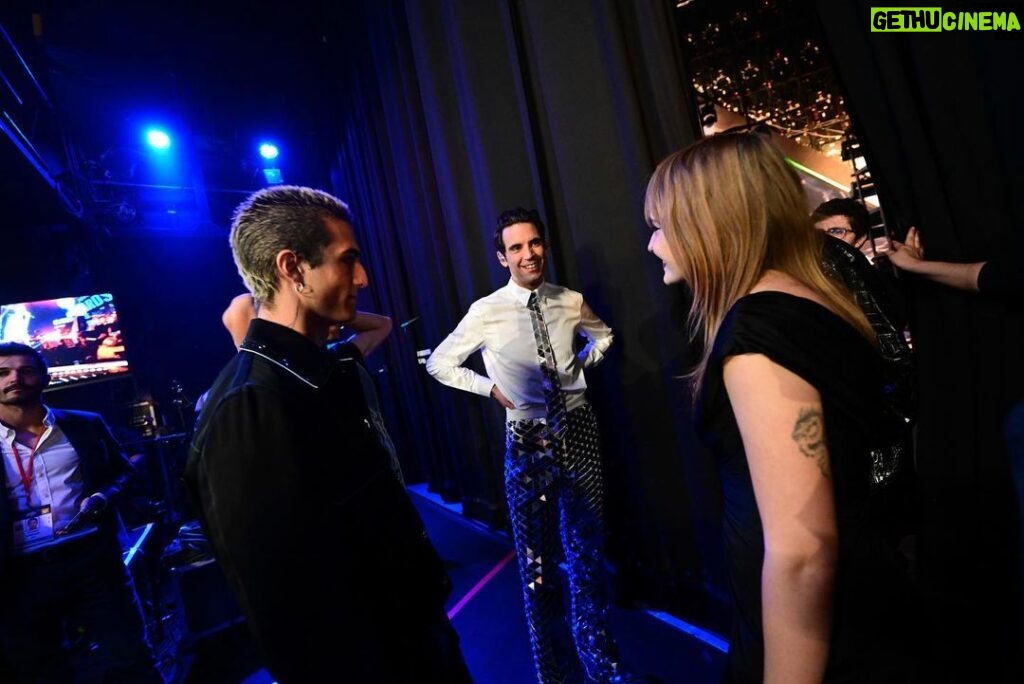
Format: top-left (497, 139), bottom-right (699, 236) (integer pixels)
top-left (577, 297), bottom-right (614, 368)
top-left (425, 304), bottom-right (495, 397)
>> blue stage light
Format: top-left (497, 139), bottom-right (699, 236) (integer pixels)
top-left (145, 129), bottom-right (171, 149)
top-left (259, 143), bottom-right (279, 160)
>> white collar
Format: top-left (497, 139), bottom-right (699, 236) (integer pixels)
top-left (505, 278), bottom-right (548, 307)
top-left (0, 405), bottom-right (54, 439)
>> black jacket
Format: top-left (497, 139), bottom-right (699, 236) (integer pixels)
top-left (1, 408), bottom-right (136, 566)
top-left (184, 319), bottom-right (451, 683)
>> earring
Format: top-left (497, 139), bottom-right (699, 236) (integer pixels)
top-left (295, 282), bottom-right (305, 294)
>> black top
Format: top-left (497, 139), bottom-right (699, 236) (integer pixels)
top-left (978, 251), bottom-right (1024, 298)
top-left (185, 319), bottom-right (451, 682)
top-left (698, 292), bottom-right (920, 683)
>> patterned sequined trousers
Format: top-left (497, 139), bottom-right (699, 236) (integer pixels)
top-left (505, 403), bottom-right (622, 684)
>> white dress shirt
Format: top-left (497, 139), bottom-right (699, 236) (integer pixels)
top-left (426, 279), bottom-right (614, 420)
top-left (1, 407), bottom-right (95, 552)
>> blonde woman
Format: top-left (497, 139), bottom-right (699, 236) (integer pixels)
top-left (645, 132), bottom-right (920, 683)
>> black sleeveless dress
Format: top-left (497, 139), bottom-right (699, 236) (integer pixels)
top-left (698, 292), bottom-right (921, 683)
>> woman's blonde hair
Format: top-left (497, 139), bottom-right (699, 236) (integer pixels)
top-left (644, 131), bottom-right (873, 394)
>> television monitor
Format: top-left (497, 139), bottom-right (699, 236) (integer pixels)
top-left (0, 292), bottom-right (132, 390)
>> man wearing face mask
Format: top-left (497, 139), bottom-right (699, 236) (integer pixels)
top-left (427, 207), bottom-right (637, 683)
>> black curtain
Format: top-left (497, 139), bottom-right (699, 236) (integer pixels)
top-left (320, 0), bottom-right (730, 628)
top-left (816, 2), bottom-right (1024, 679)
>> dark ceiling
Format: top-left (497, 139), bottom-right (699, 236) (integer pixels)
top-left (1, 0), bottom-right (348, 238)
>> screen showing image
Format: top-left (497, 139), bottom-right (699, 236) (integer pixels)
top-left (0, 293), bottom-right (131, 389)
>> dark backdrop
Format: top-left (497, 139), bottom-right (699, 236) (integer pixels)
top-left (817, 1), bottom-right (1024, 678)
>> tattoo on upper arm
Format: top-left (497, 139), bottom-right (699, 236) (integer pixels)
top-left (791, 407), bottom-right (830, 478)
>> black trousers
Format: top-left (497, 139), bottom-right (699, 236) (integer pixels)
top-left (0, 532), bottom-right (163, 684)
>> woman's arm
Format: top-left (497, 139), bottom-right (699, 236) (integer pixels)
top-left (344, 311), bottom-right (394, 358)
top-left (222, 294), bottom-right (258, 349)
top-left (724, 353), bottom-right (839, 684)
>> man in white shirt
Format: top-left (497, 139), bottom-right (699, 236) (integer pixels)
top-left (427, 207), bottom-right (629, 683)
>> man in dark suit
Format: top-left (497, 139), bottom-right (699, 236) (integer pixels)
top-left (0, 341), bottom-right (162, 683)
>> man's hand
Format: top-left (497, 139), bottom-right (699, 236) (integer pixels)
top-left (490, 385), bottom-right (515, 409)
top-left (80, 492), bottom-right (108, 516)
top-left (56, 493), bottom-right (108, 537)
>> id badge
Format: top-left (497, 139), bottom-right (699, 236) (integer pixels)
top-left (12, 505), bottom-right (54, 546)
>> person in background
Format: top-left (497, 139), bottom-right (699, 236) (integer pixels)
top-left (811, 197), bottom-right (871, 250)
top-left (811, 196), bottom-right (896, 265)
top-left (427, 207), bottom-right (639, 683)
top-left (645, 132), bottom-right (921, 683)
top-left (0, 341), bottom-right (163, 683)
top-left (811, 199), bottom-right (917, 482)
top-left (185, 185), bottom-right (471, 683)
top-left (813, 197), bottom-right (910, 345)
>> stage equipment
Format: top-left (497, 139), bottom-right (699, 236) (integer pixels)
top-left (162, 522), bottom-right (244, 645)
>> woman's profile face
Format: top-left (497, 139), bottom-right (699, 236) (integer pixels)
top-left (647, 224), bottom-right (684, 285)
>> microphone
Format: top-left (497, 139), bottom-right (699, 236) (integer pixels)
top-left (55, 494), bottom-right (106, 536)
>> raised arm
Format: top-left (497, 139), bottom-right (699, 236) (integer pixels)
top-left (223, 294), bottom-right (258, 349)
top-left (577, 298), bottom-right (614, 368)
top-left (343, 311), bottom-right (394, 358)
top-left (724, 353), bottom-right (838, 684)
top-left (889, 226), bottom-right (985, 292)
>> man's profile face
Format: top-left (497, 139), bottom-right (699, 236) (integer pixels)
top-left (0, 355), bottom-right (49, 407)
top-left (302, 217), bottom-right (369, 325)
top-left (496, 222), bottom-right (546, 290)
top-left (814, 215), bottom-right (859, 246)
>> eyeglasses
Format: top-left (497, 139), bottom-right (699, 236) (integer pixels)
top-left (823, 227), bottom-right (855, 238)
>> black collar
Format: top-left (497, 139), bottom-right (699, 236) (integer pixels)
top-left (238, 319), bottom-right (337, 389)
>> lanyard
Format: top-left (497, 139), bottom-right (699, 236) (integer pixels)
top-left (10, 434), bottom-right (42, 507)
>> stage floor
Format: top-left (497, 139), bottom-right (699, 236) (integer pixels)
top-left (173, 484), bottom-right (727, 683)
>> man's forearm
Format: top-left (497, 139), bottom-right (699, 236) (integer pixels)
top-left (425, 354), bottom-right (493, 397)
top-left (348, 312), bottom-right (394, 357)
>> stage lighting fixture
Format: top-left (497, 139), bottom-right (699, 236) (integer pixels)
top-left (262, 168), bottom-right (284, 185)
top-left (259, 143), bottom-right (279, 160)
top-left (145, 129), bottom-right (171, 150)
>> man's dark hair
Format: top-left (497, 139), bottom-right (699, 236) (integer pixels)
top-left (494, 207), bottom-right (546, 252)
top-left (0, 342), bottom-right (48, 372)
top-left (811, 198), bottom-right (871, 240)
